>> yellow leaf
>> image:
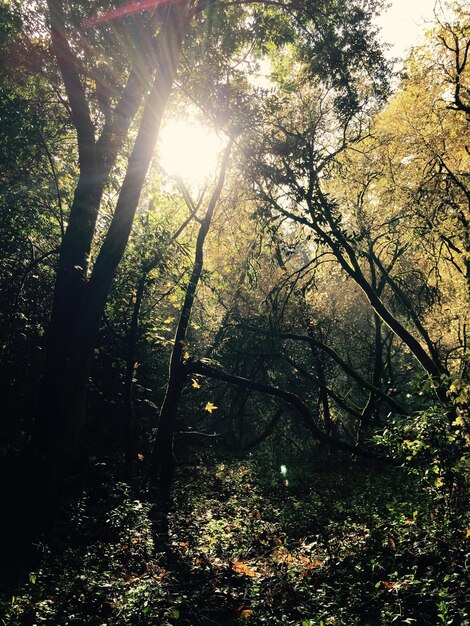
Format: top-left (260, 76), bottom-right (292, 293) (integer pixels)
top-left (183, 351), bottom-right (190, 362)
top-left (231, 560), bottom-right (258, 577)
top-left (452, 416), bottom-right (465, 427)
top-left (465, 529), bottom-right (470, 538)
top-left (192, 379), bottom-right (201, 389)
top-left (435, 477), bottom-right (444, 488)
top-left (204, 402), bottom-right (218, 413)
top-left (137, 453), bottom-right (144, 461)
top-left (163, 317), bottom-right (175, 324)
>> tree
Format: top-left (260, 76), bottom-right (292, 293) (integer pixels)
top-left (150, 138), bottom-right (234, 495)
top-left (3, 0), bottom-right (391, 573)
top-left (246, 70), bottom-right (456, 402)
top-left (435, 1), bottom-right (470, 119)
top-left (21, 0), bottom-right (189, 546)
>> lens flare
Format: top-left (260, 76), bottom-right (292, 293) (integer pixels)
top-left (84, 0), bottom-right (178, 29)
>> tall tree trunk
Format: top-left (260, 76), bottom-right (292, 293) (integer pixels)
top-left (122, 212), bottom-right (195, 478)
top-left (12, 5), bottom-right (189, 562)
top-left (123, 276), bottom-right (146, 477)
top-left (150, 140), bottom-right (233, 496)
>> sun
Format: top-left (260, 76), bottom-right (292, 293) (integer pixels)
top-left (158, 119), bottom-right (225, 187)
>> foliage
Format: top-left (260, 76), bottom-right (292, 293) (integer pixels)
top-left (2, 455), bottom-right (468, 625)
top-left (0, 1), bottom-right (469, 624)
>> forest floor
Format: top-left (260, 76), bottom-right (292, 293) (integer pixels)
top-left (1, 457), bottom-right (468, 625)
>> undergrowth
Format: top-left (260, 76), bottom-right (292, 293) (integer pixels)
top-left (1, 457), bottom-right (468, 625)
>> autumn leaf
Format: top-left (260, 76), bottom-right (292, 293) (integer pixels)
top-left (301, 558), bottom-right (323, 572)
top-left (235, 604), bottom-right (252, 617)
top-left (388, 536), bottom-right (396, 550)
top-left (204, 401), bottom-right (218, 413)
top-left (137, 453), bottom-right (144, 461)
top-left (194, 554), bottom-right (212, 568)
top-left (381, 580), bottom-right (412, 591)
top-left (273, 548), bottom-right (294, 563)
top-left (231, 560), bottom-right (258, 577)
top-left (381, 580), bottom-right (399, 590)
top-left (191, 378), bottom-right (201, 389)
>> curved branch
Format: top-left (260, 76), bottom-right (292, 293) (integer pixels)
top-left (189, 359), bottom-right (392, 463)
top-left (241, 325), bottom-right (408, 415)
top-left (243, 408), bottom-right (284, 451)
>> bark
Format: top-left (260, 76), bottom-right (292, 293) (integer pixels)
top-left (357, 256), bottom-right (387, 435)
top-left (359, 313), bottom-right (384, 426)
top-left (370, 250), bottom-right (442, 369)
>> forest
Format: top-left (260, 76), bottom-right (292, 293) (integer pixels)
top-left (0, 0), bottom-right (468, 624)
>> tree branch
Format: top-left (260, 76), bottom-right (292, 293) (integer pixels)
top-left (189, 359), bottom-right (392, 463)
top-left (46, 0), bottom-right (95, 166)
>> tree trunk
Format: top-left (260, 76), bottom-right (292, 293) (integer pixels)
top-left (13, 5), bottom-right (189, 561)
top-left (150, 140), bottom-right (233, 496)
top-left (123, 276), bottom-right (146, 477)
